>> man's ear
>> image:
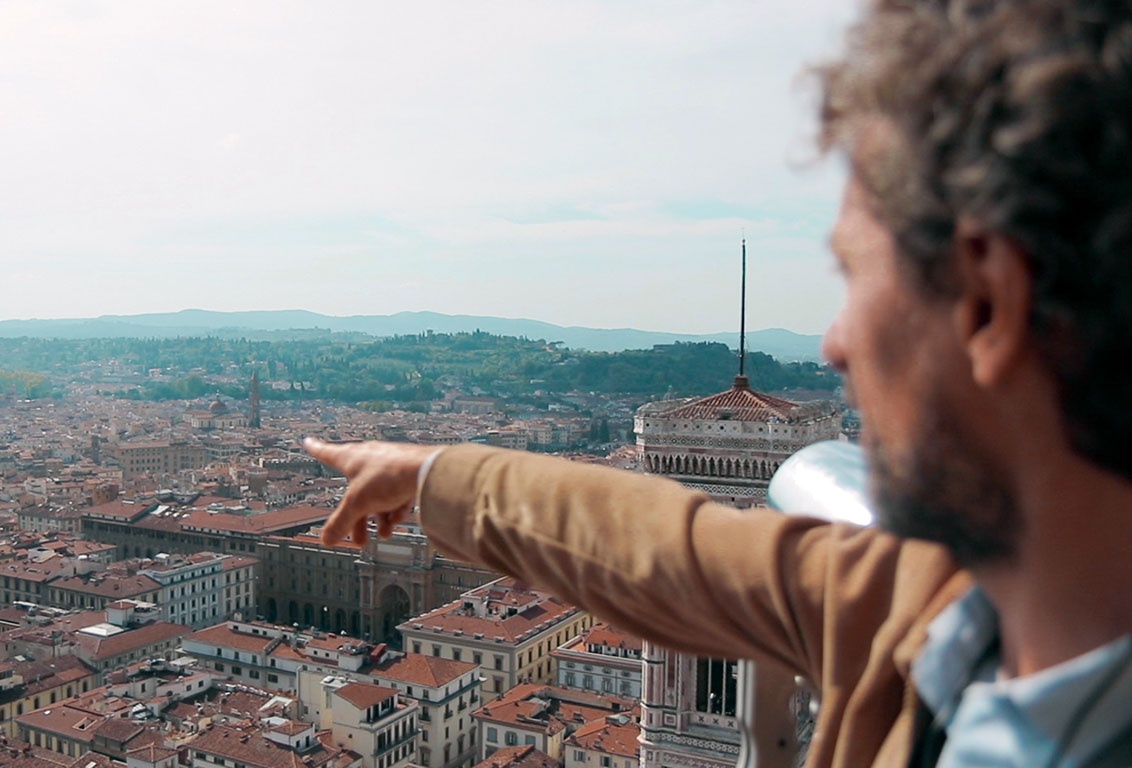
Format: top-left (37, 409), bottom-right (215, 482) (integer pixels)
top-left (952, 218), bottom-right (1033, 388)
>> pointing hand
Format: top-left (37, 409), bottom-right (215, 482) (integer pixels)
top-left (303, 437), bottom-right (442, 546)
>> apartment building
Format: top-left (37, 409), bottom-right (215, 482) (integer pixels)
top-left (564, 716), bottom-right (641, 768)
top-left (180, 620), bottom-right (374, 693)
top-left (324, 680), bottom-right (419, 768)
top-left (0, 656), bottom-right (98, 739)
top-left (473, 684), bottom-right (636, 762)
top-left (186, 722), bottom-right (359, 768)
top-left (551, 624), bottom-right (643, 699)
top-left (399, 577), bottom-right (594, 702)
top-left (370, 651), bottom-right (482, 768)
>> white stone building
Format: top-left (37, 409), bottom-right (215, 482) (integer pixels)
top-left (635, 375), bottom-right (840, 768)
top-left (635, 375), bottom-right (841, 508)
top-left (552, 623), bottom-right (642, 700)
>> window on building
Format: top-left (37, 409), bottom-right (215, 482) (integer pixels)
top-left (601, 757), bottom-right (612, 767)
top-left (524, 735), bottom-right (535, 746)
top-left (487, 727), bottom-right (498, 743)
top-left (695, 658), bottom-right (739, 717)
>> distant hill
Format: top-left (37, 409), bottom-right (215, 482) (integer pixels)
top-left (0, 309), bottom-right (823, 361)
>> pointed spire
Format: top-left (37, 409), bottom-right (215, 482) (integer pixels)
top-left (735, 238), bottom-right (750, 391)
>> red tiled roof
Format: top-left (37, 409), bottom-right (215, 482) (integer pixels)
top-left (334, 682), bottom-right (398, 710)
top-left (403, 582), bottom-right (577, 644)
top-left (579, 624), bottom-right (642, 652)
top-left (188, 725), bottom-right (341, 768)
top-left (474, 745), bottom-right (558, 768)
top-left (91, 716), bottom-right (145, 743)
top-left (269, 720), bottom-right (314, 736)
top-left (566, 719), bottom-right (641, 758)
top-left (371, 653), bottom-right (477, 687)
top-left (126, 743), bottom-right (179, 761)
top-left (180, 505), bottom-right (330, 535)
top-left (0, 559), bottom-right (72, 583)
top-left (81, 499), bottom-right (155, 521)
top-left (222, 555), bottom-right (260, 570)
top-left (51, 573), bottom-right (161, 598)
top-left (73, 622), bottom-right (191, 661)
top-left (14, 706), bottom-right (98, 743)
top-left (474, 685), bottom-right (636, 735)
top-left (186, 624), bottom-right (277, 653)
top-left (658, 381), bottom-right (800, 422)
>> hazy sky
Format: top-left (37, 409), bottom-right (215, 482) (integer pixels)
top-left (2, 1), bottom-right (855, 335)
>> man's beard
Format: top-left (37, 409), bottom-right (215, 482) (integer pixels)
top-left (865, 415), bottom-right (1020, 568)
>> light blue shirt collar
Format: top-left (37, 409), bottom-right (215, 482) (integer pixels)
top-left (912, 587), bottom-right (1132, 767)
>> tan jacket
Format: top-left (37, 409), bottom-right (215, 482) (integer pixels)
top-left (420, 444), bottom-right (973, 768)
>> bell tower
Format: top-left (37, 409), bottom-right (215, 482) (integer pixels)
top-left (249, 370), bottom-right (262, 429)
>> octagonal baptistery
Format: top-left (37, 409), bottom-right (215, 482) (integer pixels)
top-left (634, 375), bottom-right (842, 508)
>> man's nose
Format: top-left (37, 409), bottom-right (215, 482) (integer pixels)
top-left (821, 312), bottom-right (847, 372)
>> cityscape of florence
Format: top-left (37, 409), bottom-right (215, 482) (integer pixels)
top-left (0, 3), bottom-right (855, 768)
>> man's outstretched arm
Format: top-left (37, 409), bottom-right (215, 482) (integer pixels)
top-left (304, 437), bottom-right (959, 684)
top-left (311, 437), bottom-right (815, 667)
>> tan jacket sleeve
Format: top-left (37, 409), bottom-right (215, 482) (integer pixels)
top-left (419, 443), bottom-right (960, 688)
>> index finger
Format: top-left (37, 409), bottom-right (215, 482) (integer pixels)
top-left (303, 436), bottom-right (348, 469)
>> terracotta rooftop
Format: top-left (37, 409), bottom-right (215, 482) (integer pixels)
top-left (403, 579), bottom-right (578, 644)
top-left (91, 716), bottom-right (145, 744)
top-left (0, 656), bottom-right (96, 705)
top-left (222, 554), bottom-right (260, 570)
top-left (371, 652), bottom-right (478, 688)
top-left (186, 623), bottom-right (278, 654)
top-left (0, 559), bottom-right (72, 583)
top-left (0, 747), bottom-right (116, 768)
top-left (180, 505), bottom-right (331, 535)
top-left (72, 621), bottom-right (191, 662)
top-left (650, 379), bottom-right (801, 422)
top-left (334, 682), bottom-right (398, 710)
top-left (566, 718), bottom-right (641, 758)
top-left (578, 624), bottom-right (641, 653)
top-left (474, 685), bottom-right (636, 734)
top-left (126, 743), bottom-right (179, 761)
top-left (473, 744), bottom-right (558, 768)
top-left (81, 499), bottom-right (155, 522)
top-left (51, 572), bottom-right (161, 598)
top-left (188, 724), bottom-right (342, 768)
top-left (269, 720), bottom-right (314, 736)
top-left (14, 705), bottom-right (98, 744)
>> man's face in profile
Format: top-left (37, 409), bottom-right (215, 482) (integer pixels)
top-left (823, 174), bottom-right (1018, 565)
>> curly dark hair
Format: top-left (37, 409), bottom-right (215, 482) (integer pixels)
top-left (819, 0), bottom-right (1132, 478)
